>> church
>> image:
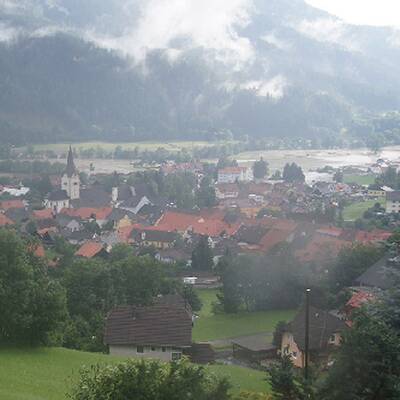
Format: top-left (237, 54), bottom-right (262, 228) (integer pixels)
top-left (45, 146), bottom-right (80, 213)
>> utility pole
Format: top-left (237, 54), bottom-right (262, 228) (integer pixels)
top-left (304, 288), bottom-right (311, 381)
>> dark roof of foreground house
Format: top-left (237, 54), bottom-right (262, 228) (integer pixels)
top-left (355, 254), bottom-right (397, 290)
top-left (48, 189), bottom-right (69, 201)
top-left (286, 306), bottom-right (347, 352)
top-left (104, 295), bottom-right (192, 348)
top-left (72, 186), bottom-right (111, 208)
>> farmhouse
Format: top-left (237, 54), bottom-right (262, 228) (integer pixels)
top-left (281, 306), bottom-right (347, 368)
top-left (104, 295), bottom-right (192, 362)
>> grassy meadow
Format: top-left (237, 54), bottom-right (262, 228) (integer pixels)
top-left (342, 199), bottom-right (377, 221)
top-left (0, 347), bottom-right (268, 400)
top-left (343, 173), bottom-right (376, 186)
top-left (193, 289), bottom-right (295, 342)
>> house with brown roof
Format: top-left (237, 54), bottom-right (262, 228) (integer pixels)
top-left (104, 295), bottom-right (192, 362)
top-left (75, 241), bottom-right (108, 259)
top-left (281, 306), bottom-right (347, 368)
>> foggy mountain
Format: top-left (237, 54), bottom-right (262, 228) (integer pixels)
top-left (1, 0), bottom-right (400, 145)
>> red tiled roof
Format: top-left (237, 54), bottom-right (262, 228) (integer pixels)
top-left (219, 166), bottom-right (248, 174)
top-left (259, 228), bottom-right (294, 252)
top-left (156, 210), bottom-right (241, 237)
top-left (33, 209), bottom-right (54, 220)
top-left (317, 227), bottom-right (343, 238)
top-left (0, 200), bottom-right (25, 211)
top-left (0, 213), bottom-right (15, 226)
top-left (354, 229), bottom-right (391, 244)
top-left (346, 291), bottom-right (375, 310)
top-left (27, 243), bottom-right (46, 258)
top-left (61, 207), bottom-right (112, 220)
top-left (295, 234), bottom-right (350, 264)
top-left (75, 241), bottom-right (105, 258)
top-left (37, 227), bottom-right (58, 236)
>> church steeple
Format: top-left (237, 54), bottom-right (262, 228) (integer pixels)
top-left (65, 145), bottom-right (77, 178)
top-left (61, 146), bottom-right (80, 200)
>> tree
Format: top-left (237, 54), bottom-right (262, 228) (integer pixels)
top-left (216, 253), bottom-right (242, 313)
top-left (70, 359), bottom-right (231, 400)
top-left (268, 355), bottom-right (304, 400)
top-left (282, 163), bottom-right (305, 183)
top-left (180, 284), bottom-right (202, 312)
top-left (271, 170), bottom-right (282, 180)
top-left (319, 307), bottom-right (400, 400)
top-left (328, 244), bottom-right (384, 293)
top-left (272, 321), bottom-right (287, 348)
top-left (196, 176), bottom-right (217, 208)
top-left (191, 236), bottom-right (214, 271)
top-left (253, 158), bottom-right (268, 180)
top-left (333, 170), bottom-right (343, 183)
top-left (0, 229), bottom-right (66, 345)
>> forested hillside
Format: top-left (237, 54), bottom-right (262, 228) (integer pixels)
top-left (0, 0), bottom-right (400, 145)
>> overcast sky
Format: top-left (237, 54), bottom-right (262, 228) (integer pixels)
top-left (306, 0), bottom-right (400, 27)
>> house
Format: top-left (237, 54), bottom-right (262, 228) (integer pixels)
top-left (385, 191), bottom-right (400, 213)
top-left (232, 334), bottom-right (277, 364)
top-left (32, 208), bottom-right (54, 220)
top-left (104, 295), bottom-right (192, 362)
top-left (5, 207), bottom-right (30, 224)
top-left (0, 199), bottom-right (25, 211)
top-left (281, 306), bottom-right (347, 368)
top-left (45, 190), bottom-right (70, 213)
top-left (354, 254), bottom-right (398, 290)
top-left (75, 241), bottom-right (108, 259)
top-left (344, 289), bottom-right (376, 318)
top-left (218, 166), bottom-right (253, 184)
top-left (0, 213), bottom-right (15, 227)
top-left (131, 228), bottom-right (179, 250)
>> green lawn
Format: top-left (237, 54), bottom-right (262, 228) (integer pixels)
top-left (19, 140), bottom-right (237, 154)
top-left (0, 347), bottom-right (268, 399)
top-left (342, 199), bottom-right (377, 221)
top-left (343, 173), bottom-right (376, 186)
top-left (193, 289), bottom-right (295, 342)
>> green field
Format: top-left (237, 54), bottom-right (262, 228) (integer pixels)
top-left (19, 140), bottom-right (237, 154)
top-left (342, 199), bottom-right (377, 221)
top-left (193, 289), bottom-right (295, 342)
top-left (0, 347), bottom-right (268, 399)
top-left (343, 173), bottom-right (376, 186)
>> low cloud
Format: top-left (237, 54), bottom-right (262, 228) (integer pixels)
top-left (261, 33), bottom-right (291, 51)
top-left (0, 22), bottom-right (20, 43)
top-left (85, 0), bottom-right (255, 69)
top-left (294, 18), bottom-right (360, 52)
top-left (241, 75), bottom-right (288, 99)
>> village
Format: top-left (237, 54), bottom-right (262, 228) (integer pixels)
top-left (0, 146), bottom-right (399, 380)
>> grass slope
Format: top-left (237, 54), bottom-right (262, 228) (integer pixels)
top-left (342, 199), bottom-right (377, 221)
top-left (0, 347), bottom-right (268, 399)
top-left (193, 289), bottom-right (295, 342)
top-left (343, 174), bottom-right (376, 186)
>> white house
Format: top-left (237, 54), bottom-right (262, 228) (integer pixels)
top-left (385, 191), bottom-right (400, 213)
top-left (217, 166), bottom-right (253, 184)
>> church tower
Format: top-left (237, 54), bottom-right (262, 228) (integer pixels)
top-left (61, 146), bottom-right (80, 200)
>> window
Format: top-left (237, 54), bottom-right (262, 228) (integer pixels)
top-left (162, 347), bottom-right (166, 352)
top-left (172, 352), bottom-right (181, 361)
top-left (137, 346), bottom-right (144, 353)
top-left (292, 351), bottom-right (297, 358)
top-left (151, 346), bottom-right (156, 352)
top-left (329, 334), bottom-right (336, 344)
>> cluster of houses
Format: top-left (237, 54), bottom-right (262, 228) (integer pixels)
top-left (0, 148), bottom-right (398, 369)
